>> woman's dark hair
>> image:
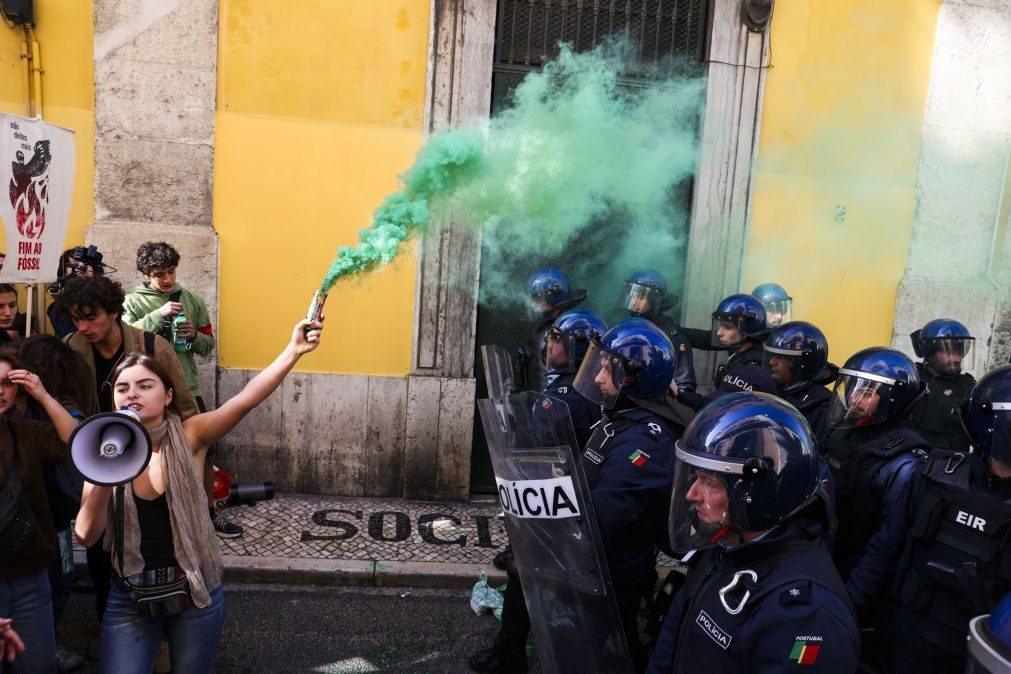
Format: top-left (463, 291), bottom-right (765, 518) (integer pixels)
top-left (0, 283), bottom-right (17, 297)
top-left (136, 242), bottom-right (181, 275)
top-left (19, 334), bottom-right (98, 415)
top-left (54, 276), bottom-right (125, 320)
top-left (0, 348), bottom-right (22, 371)
top-left (110, 353), bottom-right (181, 416)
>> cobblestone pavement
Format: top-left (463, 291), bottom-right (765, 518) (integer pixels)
top-left (216, 493), bottom-right (509, 565)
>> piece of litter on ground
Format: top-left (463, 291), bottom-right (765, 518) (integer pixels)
top-left (400, 592), bottom-right (411, 598)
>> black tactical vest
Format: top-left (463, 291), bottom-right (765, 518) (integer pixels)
top-left (672, 530), bottom-right (853, 673)
top-left (712, 346), bottom-right (764, 388)
top-left (903, 364), bottom-right (974, 452)
top-left (822, 426), bottom-right (928, 576)
top-left (895, 450), bottom-right (1011, 654)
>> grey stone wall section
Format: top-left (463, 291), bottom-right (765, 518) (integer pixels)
top-left (681, 0), bottom-right (772, 389)
top-left (891, 0), bottom-right (1011, 373)
top-left (90, 0), bottom-right (220, 404)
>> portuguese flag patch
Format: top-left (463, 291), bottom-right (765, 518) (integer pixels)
top-left (629, 449), bottom-right (650, 466)
top-left (789, 639), bottom-right (821, 665)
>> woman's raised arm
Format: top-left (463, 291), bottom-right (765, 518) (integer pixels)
top-left (185, 319), bottom-right (322, 450)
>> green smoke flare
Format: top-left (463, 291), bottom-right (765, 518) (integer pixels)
top-left (319, 129), bottom-right (486, 293)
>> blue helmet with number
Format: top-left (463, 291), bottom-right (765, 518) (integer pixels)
top-left (573, 318), bottom-right (675, 408)
top-left (829, 347), bottom-right (923, 428)
top-left (763, 321), bottom-right (829, 393)
top-left (965, 365), bottom-right (1011, 468)
top-left (751, 283), bottom-right (792, 328)
top-left (711, 294), bottom-right (767, 347)
top-left (669, 392), bottom-right (822, 550)
top-left (545, 309), bottom-right (608, 374)
top-left (911, 318), bottom-right (976, 375)
top-left (526, 267), bottom-right (572, 307)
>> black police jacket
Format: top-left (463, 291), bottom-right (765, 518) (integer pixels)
top-left (822, 424), bottom-right (929, 609)
top-left (677, 344), bottom-right (775, 412)
top-left (902, 363), bottom-right (974, 452)
top-left (580, 401), bottom-right (682, 591)
top-left (540, 371), bottom-right (602, 449)
top-left (894, 449), bottom-right (1011, 658)
top-left (639, 312), bottom-right (698, 394)
top-left (778, 382), bottom-right (833, 440)
top-left (647, 521), bottom-right (860, 674)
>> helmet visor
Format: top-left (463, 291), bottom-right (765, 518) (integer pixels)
top-left (828, 372), bottom-right (894, 429)
top-left (573, 340), bottom-right (626, 409)
top-left (544, 327), bottom-right (578, 374)
top-left (761, 299), bottom-right (791, 328)
top-left (668, 446), bottom-right (740, 554)
top-left (924, 337), bottom-right (976, 375)
top-left (621, 282), bottom-right (664, 317)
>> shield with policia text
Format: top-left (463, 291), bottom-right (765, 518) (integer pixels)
top-left (477, 345), bottom-right (633, 674)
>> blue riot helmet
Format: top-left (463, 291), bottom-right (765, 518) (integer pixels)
top-left (964, 365), bottom-right (1011, 469)
top-left (544, 309), bottom-right (608, 374)
top-left (669, 392), bottom-right (821, 551)
top-left (911, 318), bottom-right (976, 376)
top-left (526, 267), bottom-right (572, 312)
top-left (711, 294), bottom-right (767, 348)
top-left (751, 283), bottom-right (792, 328)
top-left (828, 347), bottom-right (924, 429)
top-left (573, 318), bottom-right (676, 408)
top-left (621, 269), bottom-right (670, 318)
top-left (763, 321), bottom-right (829, 393)
top-left (966, 592), bottom-right (1011, 673)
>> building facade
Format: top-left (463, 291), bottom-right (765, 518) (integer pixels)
top-left (0, 0), bottom-right (1006, 499)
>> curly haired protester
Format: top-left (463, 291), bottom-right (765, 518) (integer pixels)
top-left (74, 317), bottom-right (323, 674)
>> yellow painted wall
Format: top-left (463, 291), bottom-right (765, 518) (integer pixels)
top-left (745, 0), bottom-right (940, 363)
top-left (0, 1), bottom-right (94, 263)
top-left (215, 1), bottom-right (430, 374)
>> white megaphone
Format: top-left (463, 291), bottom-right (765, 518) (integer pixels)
top-left (68, 408), bottom-right (153, 487)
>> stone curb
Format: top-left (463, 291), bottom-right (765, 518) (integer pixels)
top-left (74, 551), bottom-right (509, 590)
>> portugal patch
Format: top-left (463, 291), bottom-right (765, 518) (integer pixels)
top-left (629, 449), bottom-right (650, 467)
top-left (789, 637), bottom-right (823, 665)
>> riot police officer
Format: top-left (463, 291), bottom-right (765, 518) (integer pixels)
top-left (891, 365), bottom-right (1011, 673)
top-left (541, 309), bottom-right (608, 448)
top-left (763, 321), bottom-right (837, 439)
top-left (751, 282), bottom-right (792, 328)
top-left (518, 267), bottom-right (587, 393)
top-left (820, 347), bottom-right (930, 671)
top-left (966, 592), bottom-right (1011, 673)
top-left (472, 318), bottom-right (682, 673)
top-left (675, 294), bottom-right (775, 411)
top-left (647, 392), bottom-right (860, 674)
top-left (620, 269), bottom-right (697, 393)
top-left (903, 318), bottom-right (977, 451)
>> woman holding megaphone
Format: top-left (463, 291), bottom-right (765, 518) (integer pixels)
top-left (74, 318), bottom-right (323, 674)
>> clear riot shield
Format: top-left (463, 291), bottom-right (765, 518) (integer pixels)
top-left (477, 345), bottom-right (634, 674)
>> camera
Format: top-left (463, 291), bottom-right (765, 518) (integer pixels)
top-left (49, 245), bottom-right (116, 296)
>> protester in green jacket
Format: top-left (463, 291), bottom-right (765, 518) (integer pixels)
top-left (120, 241), bottom-right (243, 539)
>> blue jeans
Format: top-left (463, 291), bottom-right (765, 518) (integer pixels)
top-left (0, 569), bottom-right (56, 673)
top-left (100, 581), bottom-right (224, 674)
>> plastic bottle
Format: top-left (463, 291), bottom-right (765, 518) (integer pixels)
top-left (172, 309), bottom-right (189, 352)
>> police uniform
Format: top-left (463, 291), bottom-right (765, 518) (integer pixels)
top-left (647, 521), bottom-right (860, 674)
top-left (640, 312), bottom-right (697, 394)
top-left (540, 371), bottom-right (602, 449)
top-left (821, 425), bottom-right (928, 667)
top-left (677, 344), bottom-right (776, 411)
top-left (779, 382), bottom-right (833, 440)
top-left (580, 401), bottom-right (683, 666)
top-left (892, 450), bottom-right (1011, 673)
top-left (902, 362), bottom-right (975, 452)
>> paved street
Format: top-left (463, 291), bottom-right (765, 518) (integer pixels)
top-left (56, 583), bottom-right (539, 673)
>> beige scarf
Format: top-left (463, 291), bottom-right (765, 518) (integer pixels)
top-left (103, 414), bottom-right (222, 608)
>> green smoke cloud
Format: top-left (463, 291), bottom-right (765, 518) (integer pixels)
top-left (319, 129), bottom-right (486, 293)
top-left (319, 44), bottom-right (705, 321)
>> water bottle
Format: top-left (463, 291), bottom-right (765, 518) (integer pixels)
top-left (172, 309), bottom-right (189, 352)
